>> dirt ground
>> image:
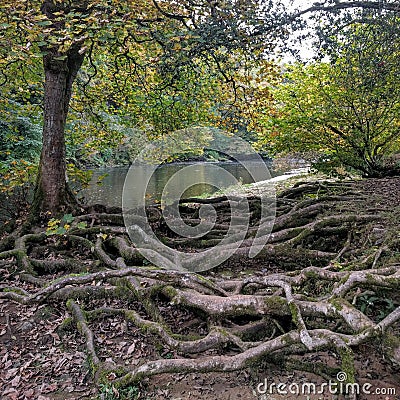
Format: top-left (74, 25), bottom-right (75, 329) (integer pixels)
top-left (0, 298), bottom-right (399, 400)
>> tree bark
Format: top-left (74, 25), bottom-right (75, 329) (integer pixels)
top-left (31, 46), bottom-right (84, 217)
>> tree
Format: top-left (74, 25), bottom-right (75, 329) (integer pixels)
top-left (257, 14), bottom-right (400, 177)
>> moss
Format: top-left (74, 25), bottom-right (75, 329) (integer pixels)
top-left (214, 327), bottom-right (230, 338)
top-left (66, 298), bottom-right (74, 309)
top-left (114, 284), bottom-right (131, 298)
top-left (56, 318), bottom-right (76, 341)
top-left (384, 276), bottom-right (400, 286)
top-left (170, 332), bottom-right (202, 341)
top-left (113, 372), bottom-right (142, 388)
top-left (161, 285), bottom-right (179, 299)
top-left (382, 333), bottom-right (400, 360)
top-left (337, 273), bottom-right (350, 286)
top-left (2, 287), bottom-right (26, 295)
top-left (14, 250), bottom-right (34, 274)
top-left (194, 274), bottom-right (216, 286)
top-left (86, 354), bottom-right (100, 378)
top-left (383, 333), bottom-right (399, 348)
top-left (91, 359), bottom-right (130, 386)
top-left (364, 273), bottom-right (376, 284)
top-left (14, 250), bottom-right (26, 260)
top-left (33, 306), bottom-right (57, 322)
top-left (29, 178), bottom-right (44, 224)
top-left (329, 297), bottom-right (344, 311)
top-left (125, 311), bottom-right (159, 333)
top-left (98, 365), bottom-right (129, 379)
top-left (280, 334), bottom-right (296, 346)
top-left (288, 302), bottom-right (299, 324)
top-left (338, 346), bottom-right (356, 384)
top-left (142, 265), bottom-right (161, 270)
top-left (58, 316), bottom-right (73, 331)
top-left (154, 342), bottom-right (165, 353)
top-left (304, 270), bottom-right (319, 279)
top-left (44, 272), bottom-right (89, 287)
top-left (264, 296), bottom-right (290, 315)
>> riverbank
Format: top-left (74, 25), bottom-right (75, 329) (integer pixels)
top-left (195, 166), bottom-right (320, 199)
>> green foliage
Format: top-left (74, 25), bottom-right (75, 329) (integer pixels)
top-left (98, 384), bottom-right (141, 400)
top-left (0, 160), bottom-right (37, 193)
top-left (0, 96), bottom-right (41, 223)
top-left (0, 102), bottom-right (42, 163)
top-left (67, 55), bottom-right (258, 167)
top-left (3, 0), bottom-right (398, 216)
top-left (0, 0), bottom-right (283, 192)
top-left (66, 163), bottom-right (93, 189)
top-left (46, 214), bottom-right (87, 235)
top-left (0, 160), bottom-right (37, 222)
top-left (65, 111), bottom-right (128, 168)
top-left (257, 15), bottom-right (400, 177)
top-left (355, 291), bottom-right (397, 321)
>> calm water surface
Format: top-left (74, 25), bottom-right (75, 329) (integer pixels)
top-left (83, 161), bottom-right (284, 207)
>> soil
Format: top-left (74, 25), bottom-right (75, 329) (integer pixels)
top-left (1, 299), bottom-right (399, 400)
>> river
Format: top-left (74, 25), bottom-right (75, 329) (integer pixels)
top-left (82, 160), bottom-right (303, 207)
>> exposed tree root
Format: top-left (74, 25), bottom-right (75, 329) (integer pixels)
top-left (1, 179), bottom-right (399, 394)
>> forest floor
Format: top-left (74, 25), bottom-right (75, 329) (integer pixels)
top-left (0, 175), bottom-right (400, 400)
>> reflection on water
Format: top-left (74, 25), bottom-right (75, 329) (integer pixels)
top-left (83, 161), bottom-right (278, 207)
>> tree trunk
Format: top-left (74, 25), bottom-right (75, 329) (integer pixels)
top-left (31, 45), bottom-right (84, 218)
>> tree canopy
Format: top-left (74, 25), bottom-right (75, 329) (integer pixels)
top-left (256, 11), bottom-right (400, 177)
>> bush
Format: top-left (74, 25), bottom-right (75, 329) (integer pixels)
top-left (0, 160), bottom-right (37, 228)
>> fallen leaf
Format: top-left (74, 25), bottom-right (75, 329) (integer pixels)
top-left (5, 368), bottom-right (19, 380)
top-left (2, 388), bottom-right (18, 396)
top-left (23, 388), bottom-right (35, 397)
top-left (6, 392), bottom-right (18, 399)
top-left (42, 383), bottom-right (58, 393)
top-left (127, 342), bottom-right (136, 355)
top-left (11, 375), bottom-right (21, 387)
